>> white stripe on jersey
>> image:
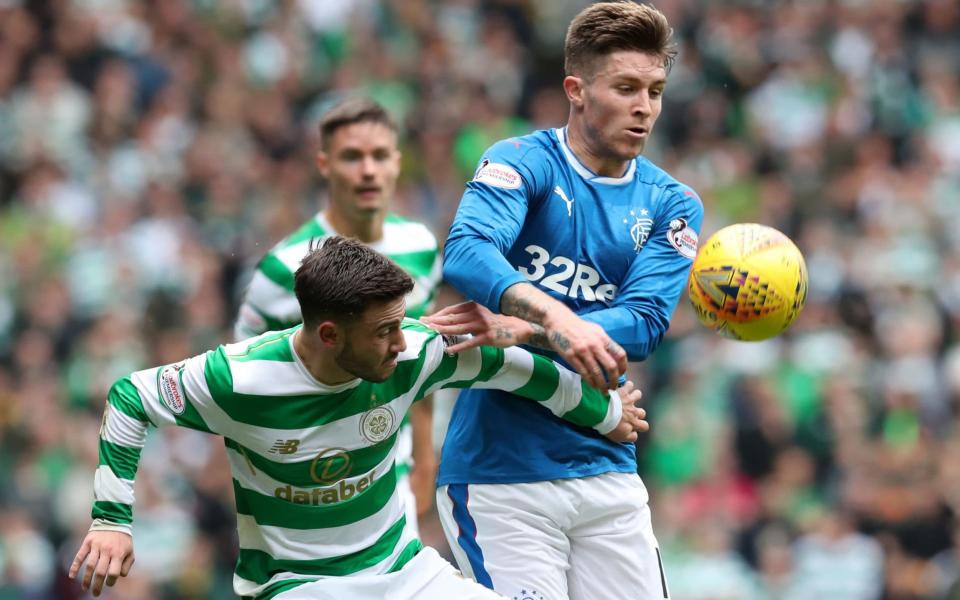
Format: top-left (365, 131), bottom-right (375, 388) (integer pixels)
top-left (102, 404), bottom-right (148, 448)
top-left (94, 465), bottom-right (136, 504)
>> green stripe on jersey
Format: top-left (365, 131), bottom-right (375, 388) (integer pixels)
top-left (98, 440), bottom-right (142, 481)
top-left (387, 539), bottom-right (422, 573)
top-left (107, 377), bottom-right (151, 424)
top-left (92, 501), bottom-right (133, 524)
top-left (512, 353), bottom-right (560, 400)
top-left (258, 253), bottom-right (295, 290)
top-left (235, 515), bottom-right (411, 583)
top-left (233, 466), bottom-right (396, 530)
top-left (390, 249), bottom-right (437, 278)
top-left (561, 381), bottom-right (607, 428)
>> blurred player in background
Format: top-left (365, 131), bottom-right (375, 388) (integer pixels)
top-left (69, 236), bottom-right (648, 599)
top-left (425, 2), bottom-right (704, 598)
top-left (234, 98), bottom-right (442, 533)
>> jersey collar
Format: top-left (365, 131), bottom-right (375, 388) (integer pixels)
top-left (315, 211), bottom-right (387, 250)
top-left (555, 127), bottom-right (636, 186)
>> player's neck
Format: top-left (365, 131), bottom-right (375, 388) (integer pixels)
top-left (292, 329), bottom-right (357, 386)
top-left (323, 206), bottom-right (383, 244)
top-left (565, 121), bottom-right (630, 178)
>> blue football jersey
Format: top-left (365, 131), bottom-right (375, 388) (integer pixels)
top-left (439, 127), bottom-right (704, 485)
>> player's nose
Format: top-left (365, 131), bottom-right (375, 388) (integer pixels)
top-left (632, 93), bottom-right (653, 117)
top-left (391, 330), bottom-right (406, 353)
top-left (360, 155), bottom-right (378, 177)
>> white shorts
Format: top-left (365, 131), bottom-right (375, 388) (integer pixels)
top-left (437, 472), bottom-right (669, 600)
top-left (272, 546), bottom-right (505, 600)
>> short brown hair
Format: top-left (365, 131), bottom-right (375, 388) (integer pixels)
top-left (295, 236), bottom-right (414, 326)
top-left (317, 98), bottom-right (398, 149)
top-left (564, 2), bottom-right (677, 76)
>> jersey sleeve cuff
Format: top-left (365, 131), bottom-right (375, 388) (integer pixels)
top-left (488, 273), bottom-right (531, 312)
top-left (595, 389), bottom-right (623, 435)
top-left (90, 519), bottom-right (133, 536)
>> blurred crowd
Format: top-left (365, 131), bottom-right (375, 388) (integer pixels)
top-left (0, 0), bottom-right (959, 598)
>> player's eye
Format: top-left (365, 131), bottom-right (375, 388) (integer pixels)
top-left (617, 85), bottom-right (634, 94)
top-left (650, 89), bottom-right (663, 98)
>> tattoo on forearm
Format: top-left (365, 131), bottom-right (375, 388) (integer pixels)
top-left (550, 331), bottom-right (571, 352)
top-left (501, 287), bottom-right (547, 323)
top-left (527, 324), bottom-right (551, 350)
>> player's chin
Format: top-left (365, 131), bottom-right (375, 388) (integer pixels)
top-left (620, 137), bottom-right (647, 158)
top-left (371, 359), bottom-right (398, 382)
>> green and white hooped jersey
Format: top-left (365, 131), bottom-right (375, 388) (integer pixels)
top-left (92, 320), bottom-right (623, 599)
top-left (234, 212), bottom-right (441, 479)
top-left (235, 212), bottom-right (441, 340)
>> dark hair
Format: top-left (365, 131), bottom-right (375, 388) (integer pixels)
top-left (564, 1), bottom-right (677, 77)
top-left (318, 98), bottom-right (398, 149)
top-left (295, 236), bottom-right (414, 326)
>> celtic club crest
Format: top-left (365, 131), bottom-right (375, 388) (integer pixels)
top-left (359, 406), bottom-right (395, 443)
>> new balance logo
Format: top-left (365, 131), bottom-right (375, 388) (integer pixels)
top-left (269, 439), bottom-right (301, 455)
top-left (553, 185), bottom-right (574, 217)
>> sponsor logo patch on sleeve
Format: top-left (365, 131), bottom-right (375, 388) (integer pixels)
top-left (158, 362), bottom-right (187, 415)
top-left (667, 218), bottom-right (699, 259)
top-left (473, 160), bottom-right (522, 189)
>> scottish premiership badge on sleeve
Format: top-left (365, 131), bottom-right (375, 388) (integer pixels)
top-left (158, 362), bottom-right (187, 415)
top-left (667, 218), bottom-right (698, 259)
top-left (474, 159), bottom-right (522, 189)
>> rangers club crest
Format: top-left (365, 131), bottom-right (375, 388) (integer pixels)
top-left (624, 209), bottom-right (654, 253)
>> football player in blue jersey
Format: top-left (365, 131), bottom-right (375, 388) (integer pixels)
top-left (424, 3), bottom-right (703, 599)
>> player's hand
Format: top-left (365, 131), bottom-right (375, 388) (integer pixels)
top-left (603, 380), bottom-right (649, 444)
top-left (542, 308), bottom-right (627, 390)
top-left (422, 301), bottom-right (534, 353)
top-left (69, 530), bottom-right (135, 597)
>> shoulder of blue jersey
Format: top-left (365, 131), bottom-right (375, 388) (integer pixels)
top-left (472, 131), bottom-right (552, 190)
top-left (635, 157), bottom-right (703, 206)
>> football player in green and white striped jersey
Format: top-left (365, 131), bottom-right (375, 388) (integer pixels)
top-left (70, 236), bottom-right (649, 600)
top-left (234, 98), bottom-right (442, 535)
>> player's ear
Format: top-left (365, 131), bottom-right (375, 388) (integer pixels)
top-left (316, 150), bottom-right (330, 178)
top-left (563, 75), bottom-right (587, 109)
top-left (317, 321), bottom-right (340, 348)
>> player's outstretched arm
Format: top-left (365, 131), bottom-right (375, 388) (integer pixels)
top-left (418, 337), bottom-right (643, 439)
top-left (499, 282), bottom-right (627, 390)
top-left (69, 530), bottom-right (134, 597)
top-left (421, 301), bottom-right (538, 352)
top-left (73, 354), bottom-right (221, 596)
